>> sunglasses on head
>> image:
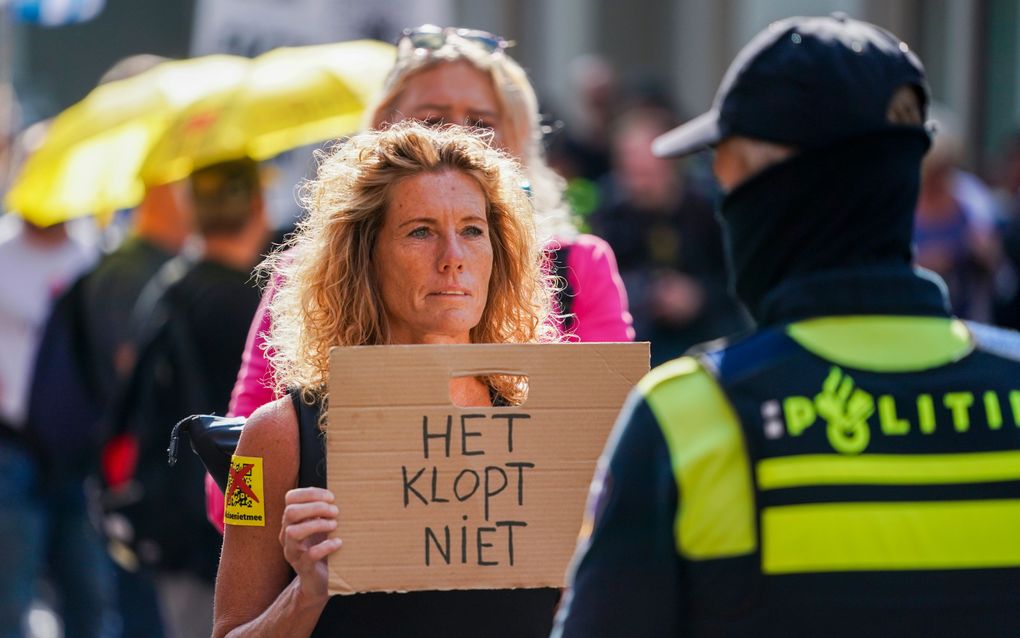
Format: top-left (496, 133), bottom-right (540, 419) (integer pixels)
top-left (398, 24), bottom-right (513, 55)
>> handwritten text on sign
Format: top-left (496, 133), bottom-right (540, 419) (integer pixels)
top-left (402, 413), bottom-right (534, 567)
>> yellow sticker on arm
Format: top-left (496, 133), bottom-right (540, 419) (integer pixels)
top-left (224, 455), bottom-right (266, 527)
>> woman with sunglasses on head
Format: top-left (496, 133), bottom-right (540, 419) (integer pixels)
top-left (374, 25), bottom-right (632, 344)
top-left (205, 24), bottom-right (635, 533)
top-left (212, 122), bottom-right (561, 638)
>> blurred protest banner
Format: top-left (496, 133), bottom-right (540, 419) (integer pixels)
top-left (191, 0), bottom-right (451, 57)
top-left (325, 343), bottom-right (649, 595)
top-left (190, 0), bottom-right (452, 228)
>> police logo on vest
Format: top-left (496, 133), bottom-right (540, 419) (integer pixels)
top-left (760, 366), bottom-right (1020, 454)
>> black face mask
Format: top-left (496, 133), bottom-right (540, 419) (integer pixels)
top-left (717, 129), bottom-right (931, 323)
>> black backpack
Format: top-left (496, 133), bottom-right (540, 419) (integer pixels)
top-left (100, 257), bottom-right (222, 579)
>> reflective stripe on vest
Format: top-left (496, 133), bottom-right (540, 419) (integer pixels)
top-left (638, 357), bottom-right (756, 560)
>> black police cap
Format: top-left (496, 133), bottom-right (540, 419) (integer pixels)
top-left (652, 13), bottom-right (930, 158)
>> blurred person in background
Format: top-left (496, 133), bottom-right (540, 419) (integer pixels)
top-left (914, 105), bottom-right (1001, 322)
top-left (591, 105), bottom-right (747, 364)
top-left (556, 14), bottom-right (1020, 637)
top-left (214, 122), bottom-right (558, 638)
top-left (107, 158), bottom-right (267, 638)
top-left (81, 55), bottom-right (195, 393)
top-left (992, 131), bottom-right (1020, 219)
top-left (991, 132), bottom-right (1020, 329)
top-left (57, 53), bottom-right (196, 638)
top-left (204, 24), bottom-right (634, 532)
top-left (546, 54), bottom-right (619, 184)
top-left (0, 121), bottom-right (104, 637)
top-left (545, 55), bottom-right (621, 223)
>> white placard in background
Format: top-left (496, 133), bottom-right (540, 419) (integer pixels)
top-left (190, 0), bottom-right (451, 229)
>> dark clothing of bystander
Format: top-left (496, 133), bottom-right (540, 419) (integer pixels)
top-left (119, 258), bottom-right (261, 581)
top-left (80, 237), bottom-right (174, 394)
top-left (77, 235), bottom-right (179, 638)
top-left (591, 180), bottom-right (746, 363)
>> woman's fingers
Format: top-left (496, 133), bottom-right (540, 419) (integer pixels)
top-left (284, 517), bottom-right (338, 544)
top-left (282, 500), bottom-right (339, 525)
top-left (283, 533), bottom-right (341, 567)
top-left (279, 504), bottom-right (337, 549)
top-left (283, 527), bottom-right (342, 574)
top-left (285, 487), bottom-right (335, 505)
top-left (279, 487), bottom-right (343, 576)
top-left (306, 537), bottom-right (343, 563)
top-left (279, 487), bottom-right (342, 567)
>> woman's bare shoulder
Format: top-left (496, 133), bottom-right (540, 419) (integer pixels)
top-left (236, 395), bottom-right (299, 465)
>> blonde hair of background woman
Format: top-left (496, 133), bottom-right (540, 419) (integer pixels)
top-left (368, 32), bottom-right (576, 244)
top-left (261, 121), bottom-right (557, 405)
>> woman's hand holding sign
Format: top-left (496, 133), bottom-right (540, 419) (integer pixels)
top-left (280, 487), bottom-right (343, 602)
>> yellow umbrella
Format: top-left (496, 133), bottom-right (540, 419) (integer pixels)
top-left (5, 55), bottom-right (251, 227)
top-left (141, 40), bottom-right (396, 186)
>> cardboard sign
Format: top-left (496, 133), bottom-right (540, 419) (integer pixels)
top-left (326, 342), bottom-right (649, 595)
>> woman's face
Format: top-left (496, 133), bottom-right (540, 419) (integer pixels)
top-left (389, 60), bottom-right (520, 158)
top-left (373, 170), bottom-right (494, 345)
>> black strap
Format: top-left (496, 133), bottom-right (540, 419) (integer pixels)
top-left (294, 391), bottom-right (327, 489)
top-left (550, 245), bottom-right (576, 332)
top-left (106, 256), bottom-right (211, 440)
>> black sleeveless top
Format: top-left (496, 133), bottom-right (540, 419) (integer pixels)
top-left (291, 393), bottom-right (560, 638)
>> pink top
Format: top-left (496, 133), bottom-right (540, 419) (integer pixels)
top-left (227, 283), bottom-right (277, 420)
top-left (557, 234), bottom-right (635, 343)
top-left (205, 234), bottom-right (633, 532)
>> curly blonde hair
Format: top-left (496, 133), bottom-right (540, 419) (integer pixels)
top-left (367, 29), bottom-right (576, 243)
top-left (261, 121), bottom-right (556, 404)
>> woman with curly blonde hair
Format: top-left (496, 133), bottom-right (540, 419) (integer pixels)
top-left (206, 24), bottom-right (634, 533)
top-left (212, 121), bottom-right (560, 638)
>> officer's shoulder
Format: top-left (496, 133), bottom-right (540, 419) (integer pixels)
top-left (637, 356), bottom-right (712, 399)
top-left (966, 320), bottom-right (1020, 362)
top-left (686, 327), bottom-right (797, 387)
top-left (634, 354), bottom-right (742, 463)
top-left (636, 331), bottom-right (764, 398)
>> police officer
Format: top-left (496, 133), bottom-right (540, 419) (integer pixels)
top-left (553, 14), bottom-right (1020, 637)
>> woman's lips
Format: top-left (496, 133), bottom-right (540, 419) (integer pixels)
top-left (429, 289), bottom-right (470, 296)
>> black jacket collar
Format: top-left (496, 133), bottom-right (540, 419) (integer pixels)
top-left (756, 265), bottom-right (951, 327)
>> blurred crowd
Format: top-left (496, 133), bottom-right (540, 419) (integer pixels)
top-left (2, 42), bottom-right (1020, 638)
top-left (544, 55), bottom-right (1020, 355)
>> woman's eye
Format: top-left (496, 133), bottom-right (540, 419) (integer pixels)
top-left (420, 116), bottom-right (444, 127)
top-left (409, 226), bottom-right (431, 238)
top-left (471, 119), bottom-right (494, 131)
top-left (462, 225), bottom-right (485, 237)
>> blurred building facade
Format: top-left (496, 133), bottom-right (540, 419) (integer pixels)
top-left (464, 0), bottom-right (1020, 173)
top-left (8, 0), bottom-right (1020, 172)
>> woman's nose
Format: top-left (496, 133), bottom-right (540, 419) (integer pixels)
top-left (438, 235), bottom-right (466, 272)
